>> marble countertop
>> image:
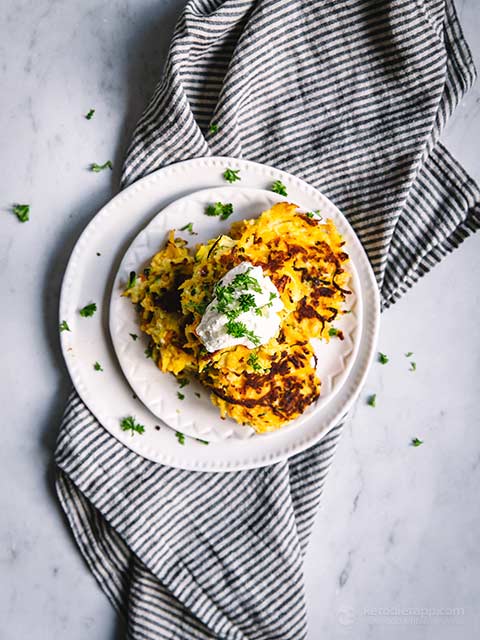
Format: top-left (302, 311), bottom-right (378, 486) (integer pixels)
top-left (1, 1), bottom-right (479, 638)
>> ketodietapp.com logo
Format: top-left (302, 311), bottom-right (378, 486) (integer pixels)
top-left (336, 605), bottom-right (465, 628)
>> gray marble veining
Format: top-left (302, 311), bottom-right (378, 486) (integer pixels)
top-left (1, 1), bottom-right (479, 639)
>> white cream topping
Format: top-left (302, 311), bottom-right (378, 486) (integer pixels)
top-left (196, 262), bottom-right (284, 352)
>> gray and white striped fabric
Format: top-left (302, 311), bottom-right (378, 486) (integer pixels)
top-left (56, 1), bottom-right (480, 638)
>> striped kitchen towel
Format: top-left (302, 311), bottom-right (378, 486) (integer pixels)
top-left (56, 1), bottom-right (480, 638)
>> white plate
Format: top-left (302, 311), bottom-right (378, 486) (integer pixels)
top-left (60, 156), bottom-right (380, 471)
top-left (109, 187), bottom-right (362, 443)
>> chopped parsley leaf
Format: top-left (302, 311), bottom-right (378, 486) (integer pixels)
top-left (175, 431), bottom-right (186, 445)
top-left (367, 394), bottom-right (377, 407)
top-left (209, 123), bottom-right (218, 134)
top-left (306, 212), bottom-right (314, 218)
top-left (129, 333), bottom-right (138, 341)
top-left (126, 271), bottom-right (137, 289)
top-left (231, 270), bottom-right (262, 293)
top-left (59, 320), bottom-right (71, 332)
top-left (85, 109), bottom-right (95, 120)
top-left (177, 392), bottom-right (185, 400)
top-left (180, 222), bottom-right (197, 235)
top-left (411, 437), bottom-right (423, 447)
top-left (144, 345), bottom-right (153, 359)
top-left (247, 352), bottom-right (263, 372)
top-left (238, 293), bottom-right (256, 312)
top-left (215, 284), bottom-right (235, 313)
top-left (223, 168), bottom-right (240, 183)
top-left (226, 319), bottom-right (260, 345)
top-left (328, 327), bottom-right (339, 337)
top-left (196, 438), bottom-right (209, 445)
top-left (120, 416), bottom-right (145, 436)
top-left (194, 392), bottom-right (201, 398)
top-left (409, 361), bottom-right (417, 372)
top-left (271, 180), bottom-right (287, 196)
top-left (405, 351), bottom-right (414, 357)
top-left (13, 204), bottom-right (30, 222)
top-left (79, 302), bottom-right (97, 317)
top-left (177, 378), bottom-right (190, 388)
top-left (378, 352), bottom-right (389, 364)
top-left (91, 160), bottom-right (113, 172)
top-left (93, 361), bottom-right (103, 371)
top-left (205, 201), bottom-right (234, 219)
top-left (191, 299), bottom-right (209, 315)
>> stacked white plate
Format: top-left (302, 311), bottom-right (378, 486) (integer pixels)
top-left (60, 157), bottom-right (380, 471)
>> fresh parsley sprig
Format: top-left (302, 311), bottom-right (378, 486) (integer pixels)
top-left (271, 180), bottom-right (287, 196)
top-left (223, 168), bottom-right (240, 183)
top-left (231, 270), bottom-right (262, 293)
top-left (226, 319), bottom-right (260, 345)
top-left (120, 416), bottom-right (145, 436)
top-left (205, 202), bottom-right (234, 219)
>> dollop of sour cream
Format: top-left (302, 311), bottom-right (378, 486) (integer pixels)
top-left (197, 262), bottom-right (284, 352)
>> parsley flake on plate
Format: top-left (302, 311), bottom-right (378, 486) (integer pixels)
top-left (177, 392), bottom-right (185, 400)
top-left (328, 327), bottom-right (339, 337)
top-left (177, 378), bottom-right (190, 388)
top-left (175, 431), bottom-right (186, 445)
top-left (85, 109), bottom-right (95, 120)
top-left (205, 201), bottom-right (234, 219)
top-left (411, 437), bottom-right (423, 447)
top-left (223, 168), bottom-right (241, 183)
top-left (13, 204), bottom-right (30, 222)
top-left (378, 352), bottom-right (389, 364)
top-left (93, 361), bottom-right (103, 371)
top-left (209, 123), bottom-right (218, 134)
top-left (367, 394), bottom-right (377, 407)
top-left (271, 180), bottom-right (287, 196)
top-left (196, 438), bottom-right (209, 445)
top-left (79, 302), bottom-right (97, 317)
top-left (144, 345), bottom-right (153, 359)
top-left (120, 416), bottom-right (145, 436)
top-left (405, 351), bottom-right (414, 357)
top-left (180, 222), bottom-right (197, 235)
top-left (59, 320), bottom-right (71, 332)
top-left (194, 392), bottom-right (201, 398)
top-left (91, 160), bottom-right (113, 172)
top-left (409, 362), bottom-right (417, 372)
top-left (129, 333), bottom-right (138, 341)
top-left (126, 271), bottom-right (137, 289)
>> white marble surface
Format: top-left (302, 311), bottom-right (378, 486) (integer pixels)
top-left (1, 1), bottom-right (479, 639)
